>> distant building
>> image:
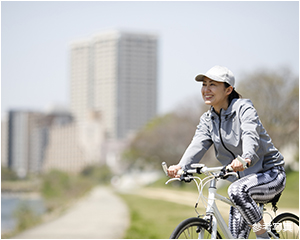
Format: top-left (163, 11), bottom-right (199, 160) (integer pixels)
top-left (1, 115), bottom-right (9, 168)
top-left (42, 122), bottom-right (84, 173)
top-left (70, 30), bottom-right (158, 139)
top-left (6, 111), bottom-right (44, 178)
top-left (43, 111), bottom-right (105, 173)
top-left (4, 109), bottom-right (73, 178)
top-left (2, 30), bottom-right (159, 176)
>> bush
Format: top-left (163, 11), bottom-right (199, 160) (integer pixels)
top-left (13, 202), bottom-right (42, 232)
top-left (40, 169), bottom-right (93, 211)
top-left (1, 167), bottom-right (18, 181)
top-left (41, 170), bottom-right (71, 199)
top-left (80, 165), bottom-right (113, 184)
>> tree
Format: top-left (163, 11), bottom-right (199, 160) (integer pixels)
top-left (122, 95), bottom-right (215, 170)
top-left (237, 67), bottom-right (299, 150)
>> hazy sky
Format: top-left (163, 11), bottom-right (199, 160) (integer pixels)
top-left (1, 1), bottom-right (299, 117)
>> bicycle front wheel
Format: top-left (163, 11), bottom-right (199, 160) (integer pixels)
top-left (170, 217), bottom-right (222, 239)
top-left (269, 212), bottom-right (299, 239)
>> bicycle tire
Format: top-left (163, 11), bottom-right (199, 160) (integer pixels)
top-left (170, 217), bottom-right (222, 239)
top-left (269, 212), bottom-right (299, 239)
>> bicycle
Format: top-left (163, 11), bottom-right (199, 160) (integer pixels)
top-left (162, 159), bottom-right (299, 239)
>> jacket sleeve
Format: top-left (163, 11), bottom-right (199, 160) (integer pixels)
top-left (178, 113), bottom-right (213, 170)
top-left (239, 103), bottom-right (261, 166)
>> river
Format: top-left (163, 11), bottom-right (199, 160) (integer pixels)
top-left (1, 193), bottom-right (45, 234)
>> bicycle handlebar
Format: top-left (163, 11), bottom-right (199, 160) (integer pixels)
top-left (162, 155), bottom-right (247, 179)
top-left (161, 157), bottom-right (247, 182)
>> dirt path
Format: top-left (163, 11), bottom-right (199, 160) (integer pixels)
top-left (13, 186), bottom-right (129, 239)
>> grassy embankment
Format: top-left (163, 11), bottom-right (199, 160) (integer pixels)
top-left (119, 170), bottom-right (299, 239)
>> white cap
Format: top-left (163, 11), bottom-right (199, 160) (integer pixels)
top-left (195, 65), bottom-right (235, 87)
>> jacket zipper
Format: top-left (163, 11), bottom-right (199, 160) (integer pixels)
top-left (218, 109), bottom-right (240, 178)
top-left (218, 109), bottom-right (235, 159)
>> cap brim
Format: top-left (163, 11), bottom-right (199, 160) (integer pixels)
top-left (195, 74), bottom-right (225, 83)
top-left (195, 74), bottom-right (206, 82)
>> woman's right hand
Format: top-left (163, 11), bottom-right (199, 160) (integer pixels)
top-left (167, 165), bottom-right (182, 178)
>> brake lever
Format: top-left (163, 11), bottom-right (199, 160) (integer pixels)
top-left (165, 170), bottom-right (190, 184)
top-left (219, 165), bottom-right (238, 179)
top-left (225, 172), bottom-right (239, 178)
top-left (162, 162), bottom-right (168, 176)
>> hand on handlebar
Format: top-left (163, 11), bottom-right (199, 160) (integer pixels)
top-left (167, 165), bottom-right (182, 178)
top-left (230, 157), bottom-right (251, 172)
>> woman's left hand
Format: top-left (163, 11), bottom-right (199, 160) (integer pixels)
top-left (230, 158), bottom-right (251, 172)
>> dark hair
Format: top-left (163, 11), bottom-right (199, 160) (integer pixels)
top-left (224, 82), bottom-right (242, 105)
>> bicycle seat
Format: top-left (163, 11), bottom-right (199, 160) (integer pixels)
top-left (256, 193), bottom-right (282, 212)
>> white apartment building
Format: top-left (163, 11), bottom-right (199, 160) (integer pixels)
top-left (43, 122), bottom-right (85, 173)
top-left (70, 30), bottom-right (158, 140)
top-left (43, 111), bottom-right (105, 173)
top-left (70, 40), bottom-right (92, 125)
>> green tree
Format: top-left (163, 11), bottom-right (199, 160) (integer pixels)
top-left (237, 68), bottom-right (299, 150)
top-left (122, 95), bottom-right (215, 169)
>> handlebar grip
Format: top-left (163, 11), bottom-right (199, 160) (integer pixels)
top-left (237, 155), bottom-right (249, 169)
top-left (162, 162), bottom-right (168, 176)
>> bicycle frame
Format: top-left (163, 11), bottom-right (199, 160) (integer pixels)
top-left (204, 178), bottom-right (234, 239)
top-left (163, 162), bottom-right (282, 239)
top-left (201, 178), bottom-right (277, 239)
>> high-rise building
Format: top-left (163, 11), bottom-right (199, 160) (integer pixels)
top-left (70, 40), bottom-right (92, 125)
top-left (70, 30), bottom-right (158, 139)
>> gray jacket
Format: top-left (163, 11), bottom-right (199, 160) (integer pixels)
top-left (178, 98), bottom-right (284, 181)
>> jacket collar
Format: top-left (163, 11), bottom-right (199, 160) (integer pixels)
top-left (210, 98), bottom-right (239, 119)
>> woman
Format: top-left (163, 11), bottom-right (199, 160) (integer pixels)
top-left (167, 66), bottom-right (286, 239)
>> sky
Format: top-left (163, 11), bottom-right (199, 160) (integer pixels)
top-left (1, 1), bottom-right (299, 118)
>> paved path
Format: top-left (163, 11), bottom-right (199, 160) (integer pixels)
top-left (13, 186), bottom-right (129, 239)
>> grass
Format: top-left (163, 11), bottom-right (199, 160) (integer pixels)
top-left (278, 170), bottom-right (299, 209)
top-left (119, 194), bottom-right (196, 239)
top-left (13, 202), bottom-right (42, 232)
top-left (119, 171), bottom-right (299, 239)
top-left (1, 202), bottom-right (43, 239)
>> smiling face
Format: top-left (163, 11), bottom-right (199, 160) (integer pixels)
top-left (201, 77), bottom-right (233, 113)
